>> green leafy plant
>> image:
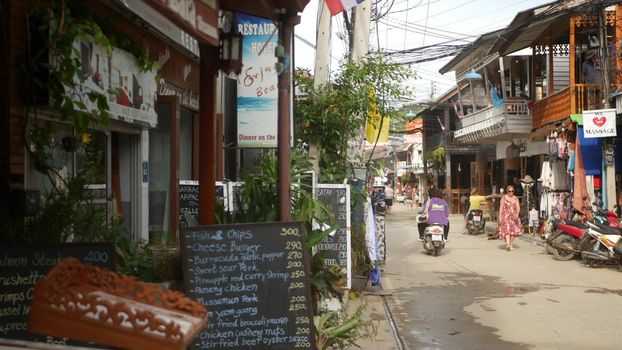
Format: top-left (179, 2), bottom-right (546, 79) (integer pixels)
top-left (314, 301), bottom-right (377, 350)
top-left (295, 54), bottom-right (415, 183)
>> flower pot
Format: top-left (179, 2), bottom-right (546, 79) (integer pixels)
top-left (351, 275), bottom-right (368, 293)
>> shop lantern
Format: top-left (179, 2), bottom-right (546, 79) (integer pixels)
top-left (218, 11), bottom-right (242, 75)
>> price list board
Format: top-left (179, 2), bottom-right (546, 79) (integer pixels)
top-left (0, 244), bottom-right (113, 347)
top-left (181, 222), bottom-right (315, 350)
top-left (179, 180), bottom-right (200, 228)
top-left (315, 184), bottom-right (351, 289)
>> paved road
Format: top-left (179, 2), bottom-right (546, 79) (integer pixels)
top-left (382, 204), bottom-right (622, 350)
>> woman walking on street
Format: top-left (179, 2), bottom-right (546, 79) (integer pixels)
top-left (499, 185), bottom-right (522, 251)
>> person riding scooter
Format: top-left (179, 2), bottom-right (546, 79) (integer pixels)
top-left (464, 189), bottom-right (491, 235)
top-left (419, 189), bottom-right (450, 241)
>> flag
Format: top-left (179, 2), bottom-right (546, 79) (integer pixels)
top-left (325, 0), bottom-right (365, 16)
top-left (451, 100), bottom-right (463, 119)
top-left (437, 116), bottom-right (446, 132)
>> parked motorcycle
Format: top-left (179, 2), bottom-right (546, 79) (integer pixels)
top-left (466, 209), bottom-right (485, 235)
top-left (545, 217), bottom-right (591, 261)
top-left (423, 222), bottom-right (446, 256)
top-left (580, 221), bottom-right (622, 268)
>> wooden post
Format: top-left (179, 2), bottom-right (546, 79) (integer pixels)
top-left (483, 67), bottom-right (490, 103)
top-left (198, 44), bottom-right (217, 225)
top-left (617, 6), bottom-right (622, 88)
top-left (499, 57), bottom-right (507, 99)
top-left (456, 83), bottom-right (465, 115)
top-left (569, 16), bottom-right (576, 114)
top-left (548, 39), bottom-right (554, 95)
top-left (277, 12), bottom-right (299, 221)
top-left (530, 46), bottom-right (536, 100)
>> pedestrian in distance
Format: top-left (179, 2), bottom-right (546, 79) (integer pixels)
top-left (384, 184), bottom-right (394, 214)
top-left (528, 205), bottom-right (539, 237)
top-left (499, 185), bottom-right (522, 251)
top-left (404, 184), bottom-right (413, 209)
top-left (420, 188), bottom-right (450, 241)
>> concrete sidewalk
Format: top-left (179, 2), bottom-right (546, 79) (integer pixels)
top-left (344, 285), bottom-right (402, 350)
top-left (482, 220), bottom-right (546, 246)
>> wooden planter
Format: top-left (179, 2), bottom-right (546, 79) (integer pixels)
top-left (28, 258), bottom-right (207, 350)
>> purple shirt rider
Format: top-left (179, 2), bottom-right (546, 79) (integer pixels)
top-left (424, 197), bottom-right (449, 226)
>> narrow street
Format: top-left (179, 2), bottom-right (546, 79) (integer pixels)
top-left (382, 204), bottom-right (622, 350)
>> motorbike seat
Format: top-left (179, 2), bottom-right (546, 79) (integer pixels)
top-left (590, 222), bottom-right (622, 235)
top-left (562, 220), bottom-right (588, 230)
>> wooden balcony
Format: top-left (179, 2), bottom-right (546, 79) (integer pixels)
top-left (532, 84), bottom-right (602, 130)
top-left (453, 101), bottom-right (531, 144)
top-left (532, 87), bottom-right (570, 129)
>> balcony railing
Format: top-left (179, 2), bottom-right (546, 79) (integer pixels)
top-left (532, 87), bottom-right (570, 129)
top-left (532, 84), bottom-right (603, 129)
top-left (573, 84), bottom-right (602, 114)
top-left (459, 101), bottom-right (530, 128)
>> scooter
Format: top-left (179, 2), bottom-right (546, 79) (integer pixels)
top-left (545, 216), bottom-right (591, 261)
top-left (466, 209), bottom-right (485, 235)
top-left (423, 222), bottom-right (446, 256)
top-left (580, 221), bottom-right (622, 268)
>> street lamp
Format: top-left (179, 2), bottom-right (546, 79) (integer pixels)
top-left (462, 68), bottom-right (483, 113)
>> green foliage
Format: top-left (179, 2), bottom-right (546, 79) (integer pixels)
top-left (426, 148), bottom-right (446, 174)
top-left (214, 151), bottom-right (346, 303)
top-left (314, 301), bottom-right (377, 350)
top-left (295, 54), bottom-right (415, 182)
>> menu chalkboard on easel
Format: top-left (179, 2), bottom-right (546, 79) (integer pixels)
top-left (316, 184), bottom-right (351, 289)
top-left (0, 244), bottom-right (113, 347)
top-left (181, 222), bottom-right (315, 350)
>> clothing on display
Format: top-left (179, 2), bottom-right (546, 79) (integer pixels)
top-left (539, 160), bottom-right (571, 191)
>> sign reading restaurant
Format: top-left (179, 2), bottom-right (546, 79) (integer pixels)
top-left (583, 109), bottom-right (617, 138)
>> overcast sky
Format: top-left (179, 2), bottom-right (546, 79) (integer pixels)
top-left (294, 0), bottom-right (553, 105)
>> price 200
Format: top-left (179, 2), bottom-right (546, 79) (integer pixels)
top-left (295, 341), bottom-right (311, 348)
top-left (288, 282), bottom-right (304, 290)
top-left (287, 261), bottom-right (302, 269)
top-left (290, 295), bottom-right (306, 303)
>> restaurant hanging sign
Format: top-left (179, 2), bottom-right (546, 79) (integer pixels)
top-left (583, 109), bottom-right (617, 138)
top-left (62, 38), bottom-right (158, 127)
top-left (236, 13), bottom-right (279, 148)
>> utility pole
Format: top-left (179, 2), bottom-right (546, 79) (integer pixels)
top-left (343, 1), bottom-right (372, 167)
top-left (309, 1), bottom-right (332, 175)
top-left (598, 6), bottom-right (616, 210)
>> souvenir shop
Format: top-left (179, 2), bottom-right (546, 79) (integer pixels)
top-left (537, 117), bottom-right (622, 221)
top-left (537, 123), bottom-right (574, 220)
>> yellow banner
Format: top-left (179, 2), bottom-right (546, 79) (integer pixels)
top-left (366, 88), bottom-right (390, 144)
top-left (366, 112), bottom-right (390, 144)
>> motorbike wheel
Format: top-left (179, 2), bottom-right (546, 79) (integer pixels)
top-left (552, 236), bottom-right (577, 261)
top-left (545, 243), bottom-right (555, 255)
top-left (433, 248), bottom-right (439, 257)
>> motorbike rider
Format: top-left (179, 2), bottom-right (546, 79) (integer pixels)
top-left (420, 188), bottom-right (450, 240)
top-left (464, 188), bottom-right (492, 231)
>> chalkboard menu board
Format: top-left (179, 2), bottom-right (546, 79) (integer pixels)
top-left (180, 180), bottom-right (199, 228)
top-left (315, 184), bottom-right (351, 289)
top-left (0, 243), bottom-right (114, 347)
top-left (181, 222), bottom-right (315, 350)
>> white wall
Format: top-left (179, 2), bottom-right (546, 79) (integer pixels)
top-left (496, 140), bottom-right (547, 160)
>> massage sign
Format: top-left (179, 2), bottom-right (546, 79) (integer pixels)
top-left (583, 109), bottom-right (617, 138)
